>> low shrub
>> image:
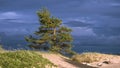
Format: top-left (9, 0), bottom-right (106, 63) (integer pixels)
top-left (72, 52), bottom-right (103, 63)
top-left (0, 50), bottom-right (56, 68)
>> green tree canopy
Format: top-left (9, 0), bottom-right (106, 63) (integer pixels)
top-left (25, 8), bottom-right (75, 55)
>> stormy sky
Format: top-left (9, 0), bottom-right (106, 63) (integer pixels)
top-left (0, 0), bottom-right (120, 52)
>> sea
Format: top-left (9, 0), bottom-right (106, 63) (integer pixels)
top-left (0, 33), bottom-right (120, 55)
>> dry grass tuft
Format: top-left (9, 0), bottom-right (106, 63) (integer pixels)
top-left (72, 52), bottom-right (118, 63)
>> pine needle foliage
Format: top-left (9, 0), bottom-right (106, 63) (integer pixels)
top-left (25, 8), bottom-right (74, 54)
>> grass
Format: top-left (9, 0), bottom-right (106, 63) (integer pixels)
top-left (0, 45), bottom-right (5, 53)
top-left (71, 52), bottom-right (116, 63)
top-left (0, 50), bottom-right (56, 68)
top-left (1, 45), bottom-right (119, 68)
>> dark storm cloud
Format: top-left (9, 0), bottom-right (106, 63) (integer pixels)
top-left (0, 0), bottom-right (85, 12)
top-left (1, 0), bottom-right (120, 52)
top-left (0, 20), bottom-right (39, 35)
top-left (0, 0), bottom-right (87, 35)
top-left (0, 0), bottom-right (42, 11)
top-left (0, 0), bottom-right (120, 37)
top-left (73, 35), bottom-right (120, 53)
top-left (112, 0), bottom-right (120, 3)
top-left (102, 6), bottom-right (120, 18)
top-left (64, 21), bottom-right (92, 27)
top-left (93, 27), bottom-right (120, 36)
top-left (0, 0), bottom-right (88, 23)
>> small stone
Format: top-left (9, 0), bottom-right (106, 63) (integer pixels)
top-left (82, 62), bottom-right (87, 64)
top-left (97, 63), bottom-right (103, 66)
top-left (86, 63), bottom-right (91, 66)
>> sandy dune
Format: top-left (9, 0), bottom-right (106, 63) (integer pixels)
top-left (41, 53), bottom-right (96, 68)
top-left (40, 53), bottom-right (120, 68)
top-left (100, 63), bottom-right (120, 68)
top-left (91, 54), bottom-right (120, 68)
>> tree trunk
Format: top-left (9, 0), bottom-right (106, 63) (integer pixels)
top-left (53, 28), bottom-right (56, 40)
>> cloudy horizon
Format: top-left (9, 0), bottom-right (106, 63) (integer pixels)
top-left (0, 0), bottom-right (120, 53)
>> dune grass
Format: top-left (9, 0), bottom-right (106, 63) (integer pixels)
top-left (71, 52), bottom-right (116, 63)
top-left (0, 50), bottom-right (56, 68)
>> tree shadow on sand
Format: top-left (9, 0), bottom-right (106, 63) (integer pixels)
top-left (62, 57), bottom-right (97, 68)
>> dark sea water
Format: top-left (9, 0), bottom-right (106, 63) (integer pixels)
top-left (1, 34), bottom-right (120, 55)
top-left (73, 44), bottom-right (120, 54)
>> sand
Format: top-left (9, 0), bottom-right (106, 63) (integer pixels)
top-left (41, 53), bottom-right (96, 68)
top-left (40, 53), bottom-right (120, 68)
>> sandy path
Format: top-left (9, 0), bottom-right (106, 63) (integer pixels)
top-left (100, 63), bottom-right (120, 68)
top-left (41, 53), bottom-right (96, 68)
top-left (90, 54), bottom-right (120, 68)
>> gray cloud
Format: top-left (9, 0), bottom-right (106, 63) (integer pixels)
top-left (0, 12), bottom-right (22, 20)
top-left (0, 0), bottom-right (120, 37)
top-left (73, 35), bottom-right (120, 53)
top-left (0, 0), bottom-right (120, 53)
top-left (102, 6), bottom-right (120, 18)
top-left (93, 27), bottom-right (120, 36)
top-left (64, 21), bottom-right (92, 27)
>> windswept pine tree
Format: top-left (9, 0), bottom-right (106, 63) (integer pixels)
top-left (25, 8), bottom-right (74, 54)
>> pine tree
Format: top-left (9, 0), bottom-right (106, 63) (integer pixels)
top-left (25, 8), bottom-right (74, 54)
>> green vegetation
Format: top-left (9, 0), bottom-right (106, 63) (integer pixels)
top-left (0, 50), bottom-right (56, 68)
top-left (72, 52), bottom-right (120, 64)
top-left (72, 52), bottom-right (104, 63)
top-left (0, 45), bottom-right (5, 53)
top-left (0, 8), bottom-right (76, 68)
top-left (25, 8), bottom-right (74, 54)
